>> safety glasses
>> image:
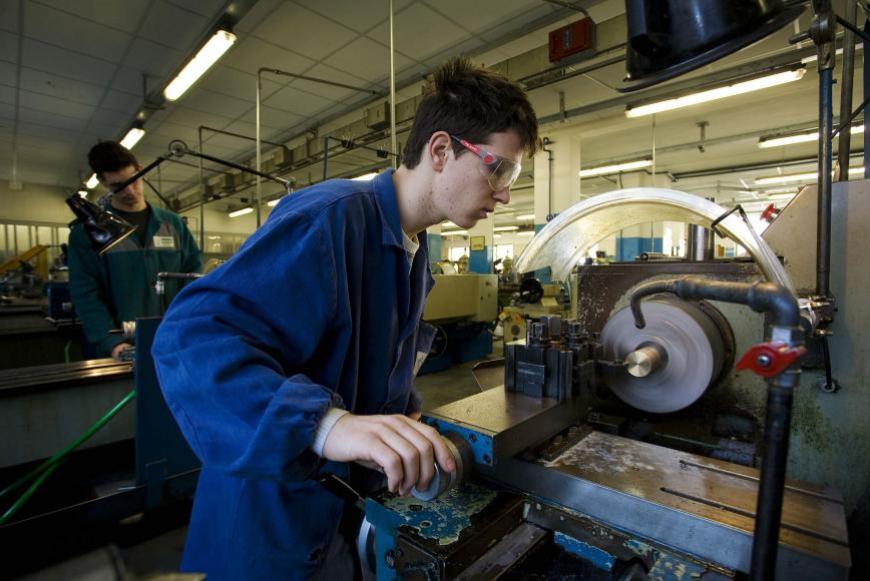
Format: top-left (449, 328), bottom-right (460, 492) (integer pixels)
top-left (450, 135), bottom-right (521, 191)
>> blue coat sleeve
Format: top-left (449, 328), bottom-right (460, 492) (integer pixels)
top-left (152, 211), bottom-right (342, 481)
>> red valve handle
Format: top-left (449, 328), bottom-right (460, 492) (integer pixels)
top-left (736, 341), bottom-right (807, 378)
top-left (760, 203), bottom-right (780, 223)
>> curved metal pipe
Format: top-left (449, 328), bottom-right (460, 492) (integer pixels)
top-left (630, 276), bottom-right (799, 329)
top-left (629, 275), bottom-right (803, 581)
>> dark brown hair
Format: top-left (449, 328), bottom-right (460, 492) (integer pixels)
top-left (401, 57), bottom-right (539, 169)
top-left (87, 141), bottom-right (139, 179)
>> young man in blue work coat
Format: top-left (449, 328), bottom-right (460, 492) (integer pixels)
top-left (69, 141), bottom-right (201, 359)
top-left (152, 57), bottom-right (539, 579)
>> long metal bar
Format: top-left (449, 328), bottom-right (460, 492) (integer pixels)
top-left (389, 0), bottom-right (398, 169)
top-left (259, 67), bottom-right (379, 95)
top-left (322, 136), bottom-right (330, 181)
top-left (256, 73), bottom-right (262, 228)
top-left (201, 124), bottom-right (285, 148)
top-left (672, 149), bottom-right (864, 180)
top-left (174, 145), bottom-right (290, 187)
top-left (817, 67), bottom-right (834, 297)
top-left (837, 1), bottom-right (857, 181)
top-left (198, 127), bottom-right (206, 250)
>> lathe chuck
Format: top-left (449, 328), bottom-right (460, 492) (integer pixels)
top-left (600, 299), bottom-right (729, 413)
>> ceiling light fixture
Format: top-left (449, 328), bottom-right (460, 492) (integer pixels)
top-left (267, 197), bottom-right (283, 207)
top-left (579, 158), bottom-right (652, 177)
top-left (77, 190), bottom-right (88, 198)
top-left (755, 166), bottom-right (865, 185)
top-left (625, 68), bottom-right (806, 118)
top-left (801, 44), bottom-right (863, 64)
top-left (120, 127), bottom-right (145, 150)
top-left (754, 171), bottom-right (817, 185)
top-left (164, 29), bottom-right (237, 101)
top-left (515, 213), bottom-right (535, 221)
top-left (494, 226), bottom-right (519, 232)
top-left (351, 172), bottom-right (378, 181)
top-left (441, 230), bottom-right (468, 237)
top-left (228, 207), bottom-right (254, 218)
top-left (85, 173), bottom-right (99, 189)
top-left (757, 187), bottom-right (798, 195)
top-left (517, 231), bottom-right (535, 237)
top-left (759, 124), bottom-right (864, 148)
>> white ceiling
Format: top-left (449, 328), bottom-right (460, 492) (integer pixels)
top-left (0, 0), bottom-right (577, 191)
top-left (1, 0), bottom-right (866, 219)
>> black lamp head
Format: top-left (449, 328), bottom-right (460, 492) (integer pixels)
top-left (66, 194), bottom-right (137, 255)
top-left (619, 0), bottom-right (805, 92)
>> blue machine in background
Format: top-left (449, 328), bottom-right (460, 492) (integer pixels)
top-left (418, 274), bottom-right (498, 376)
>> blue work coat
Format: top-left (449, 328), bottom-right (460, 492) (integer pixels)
top-left (152, 171), bottom-right (436, 579)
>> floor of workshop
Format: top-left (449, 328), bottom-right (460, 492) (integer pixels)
top-left (114, 350), bottom-right (499, 578)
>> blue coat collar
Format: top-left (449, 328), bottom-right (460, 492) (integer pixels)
top-left (373, 170), bottom-right (406, 250)
top-left (373, 170), bottom-right (431, 258)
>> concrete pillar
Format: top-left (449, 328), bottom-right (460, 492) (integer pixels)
top-left (531, 132), bottom-right (581, 281)
top-left (468, 214), bottom-right (493, 273)
top-left (533, 134), bottom-right (582, 223)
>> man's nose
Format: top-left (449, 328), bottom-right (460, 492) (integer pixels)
top-left (493, 187), bottom-right (510, 205)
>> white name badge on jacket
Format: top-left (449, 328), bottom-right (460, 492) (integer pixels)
top-left (153, 236), bottom-right (176, 249)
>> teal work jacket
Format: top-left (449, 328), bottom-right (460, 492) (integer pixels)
top-left (68, 204), bottom-right (202, 356)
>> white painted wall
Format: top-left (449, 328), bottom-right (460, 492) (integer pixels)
top-left (0, 180), bottom-right (73, 224)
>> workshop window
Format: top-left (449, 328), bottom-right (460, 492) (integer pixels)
top-left (495, 244), bottom-right (513, 261)
top-left (448, 246), bottom-right (469, 262)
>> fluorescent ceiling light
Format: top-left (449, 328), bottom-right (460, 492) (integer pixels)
top-left (77, 190), bottom-right (88, 198)
top-left (441, 221), bottom-right (458, 228)
top-left (768, 193), bottom-right (797, 201)
top-left (267, 197), bottom-right (283, 207)
top-left (517, 231), bottom-right (535, 237)
top-left (494, 226), bottom-right (519, 232)
top-left (758, 187), bottom-right (798, 195)
top-left (120, 127), bottom-right (145, 149)
top-left (754, 172), bottom-right (817, 185)
top-left (441, 230), bottom-right (468, 236)
top-left (579, 158), bottom-right (652, 177)
top-left (352, 172), bottom-right (378, 181)
top-left (759, 124), bottom-right (864, 148)
top-left (755, 167), bottom-right (865, 185)
top-left (228, 207), bottom-right (253, 218)
top-left (494, 234), bottom-right (502, 239)
top-left (625, 69), bottom-right (806, 118)
top-left (164, 29), bottom-right (237, 101)
top-left (85, 173), bottom-right (99, 189)
top-left (515, 213), bottom-right (535, 221)
top-left (802, 44), bottom-right (862, 64)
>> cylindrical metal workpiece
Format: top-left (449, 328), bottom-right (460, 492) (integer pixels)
top-left (686, 224), bottom-right (714, 261)
top-left (625, 343), bottom-right (666, 377)
top-left (411, 432), bottom-right (472, 501)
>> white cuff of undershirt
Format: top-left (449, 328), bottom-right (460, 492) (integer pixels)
top-left (312, 407), bottom-right (349, 457)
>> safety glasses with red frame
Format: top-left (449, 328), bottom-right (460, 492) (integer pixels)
top-left (450, 135), bottom-right (522, 192)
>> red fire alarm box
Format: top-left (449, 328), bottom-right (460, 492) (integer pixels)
top-left (549, 18), bottom-right (594, 63)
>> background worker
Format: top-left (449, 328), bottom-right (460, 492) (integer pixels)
top-left (68, 141), bottom-right (202, 359)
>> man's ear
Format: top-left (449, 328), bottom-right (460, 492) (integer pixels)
top-left (427, 131), bottom-right (451, 172)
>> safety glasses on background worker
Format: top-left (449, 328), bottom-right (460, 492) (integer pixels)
top-left (450, 135), bottom-right (522, 192)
